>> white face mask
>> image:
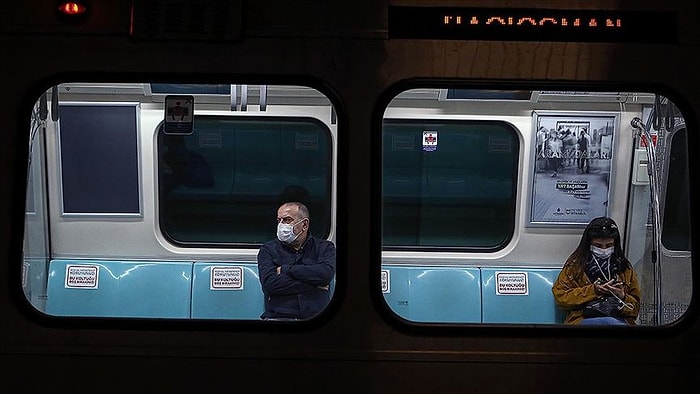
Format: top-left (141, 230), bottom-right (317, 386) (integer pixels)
top-left (277, 219), bottom-right (305, 244)
top-left (590, 245), bottom-right (614, 260)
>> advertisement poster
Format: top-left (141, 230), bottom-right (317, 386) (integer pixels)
top-left (530, 112), bottom-right (617, 225)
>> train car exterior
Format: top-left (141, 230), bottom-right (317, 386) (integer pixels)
top-left (2, 0), bottom-right (700, 393)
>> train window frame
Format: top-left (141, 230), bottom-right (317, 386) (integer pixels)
top-left (21, 82), bottom-right (342, 325)
top-left (373, 84), bottom-right (692, 329)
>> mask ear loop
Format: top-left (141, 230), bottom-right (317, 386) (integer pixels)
top-left (295, 218), bottom-right (309, 234)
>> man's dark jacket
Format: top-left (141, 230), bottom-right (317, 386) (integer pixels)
top-left (257, 235), bottom-right (335, 319)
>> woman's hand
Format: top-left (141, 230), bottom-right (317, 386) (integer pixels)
top-left (595, 279), bottom-right (625, 299)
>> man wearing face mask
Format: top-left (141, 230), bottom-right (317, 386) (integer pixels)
top-left (552, 216), bottom-right (641, 325)
top-left (257, 201), bottom-right (336, 320)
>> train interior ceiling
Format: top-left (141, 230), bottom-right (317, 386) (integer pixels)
top-left (23, 82), bottom-right (690, 326)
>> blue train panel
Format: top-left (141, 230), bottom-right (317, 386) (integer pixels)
top-left (191, 262), bottom-right (265, 320)
top-left (382, 265), bottom-right (481, 323)
top-left (481, 267), bottom-right (566, 324)
top-left (45, 260), bottom-right (193, 318)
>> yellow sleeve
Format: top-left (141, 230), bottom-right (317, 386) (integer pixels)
top-left (552, 263), bottom-right (599, 310)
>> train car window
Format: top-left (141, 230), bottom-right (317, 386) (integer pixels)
top-left (380, 88), bottom-right (692, 326)
top-left (382, 119), bottom-right (517, 250)
top-left (158, 116), bottom-right (332, 246)
top-left (22, 83), bottom-right (338, 322)
top-left (661, 127), bottom-right (690, 251)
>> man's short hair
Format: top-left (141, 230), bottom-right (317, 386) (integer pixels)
top-left (282, 201), bottom-right (309, 219)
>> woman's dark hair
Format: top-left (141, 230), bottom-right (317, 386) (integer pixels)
top-left (567, 216), bottom-right (631, 269)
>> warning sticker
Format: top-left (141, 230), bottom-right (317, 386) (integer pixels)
top-left (199, 131), bottom-right (222, 148)
top-left (295, 133), bottom-right (319, 150)
top-left (422, 130), bottom-right (438, 152)
top-left (210, 266), bottom-right (244, 290)
top-left (65, 265), bottom-right (99, 289)
top-left (164, 95), bottom-right (194, 135)
top-left (22, 261), bottom-right (29, 288)
top-left (381, 270), bottom-right (390, 293)
top-left (392, 134), bottom-right (414, 151)
top-left (495, 272), bottom-right (528, 295)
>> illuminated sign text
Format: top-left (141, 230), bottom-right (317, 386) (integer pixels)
top-left (389, 7), bottom-right (677, 43)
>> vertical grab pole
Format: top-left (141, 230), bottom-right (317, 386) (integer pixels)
top-left (631, 116), bottom-right (663, 325)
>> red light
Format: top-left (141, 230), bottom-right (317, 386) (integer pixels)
top-left (58, 2), bottom-right (87, 16)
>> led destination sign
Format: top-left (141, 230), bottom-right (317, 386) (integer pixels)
top-left (388, 7), bottom-right (677, 43)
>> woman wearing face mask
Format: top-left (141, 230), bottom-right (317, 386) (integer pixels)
top-left (257, 201), bottom-right (336, 320)
top-left (552, 216), bottom-right (641, 325)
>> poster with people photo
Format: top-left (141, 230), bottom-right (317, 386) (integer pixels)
top-left (529, 112), bottom-right (618, 226)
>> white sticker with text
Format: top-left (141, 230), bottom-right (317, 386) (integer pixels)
top-left (381, 270), bottom-right (390, 293)
top-left (210, 266), bottom-right (244, 290)
top-left (65, 265), bottom-right (99, 289)
top-left (496, 271), bottom-right (528, 295)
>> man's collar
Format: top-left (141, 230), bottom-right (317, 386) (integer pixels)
top-left (281, 234), bottom-right (312, 251)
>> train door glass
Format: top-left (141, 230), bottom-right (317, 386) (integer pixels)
top-left (22, 83), bottom-right (338, 322)
top-left (379, 87), bottom-right (692, 327)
